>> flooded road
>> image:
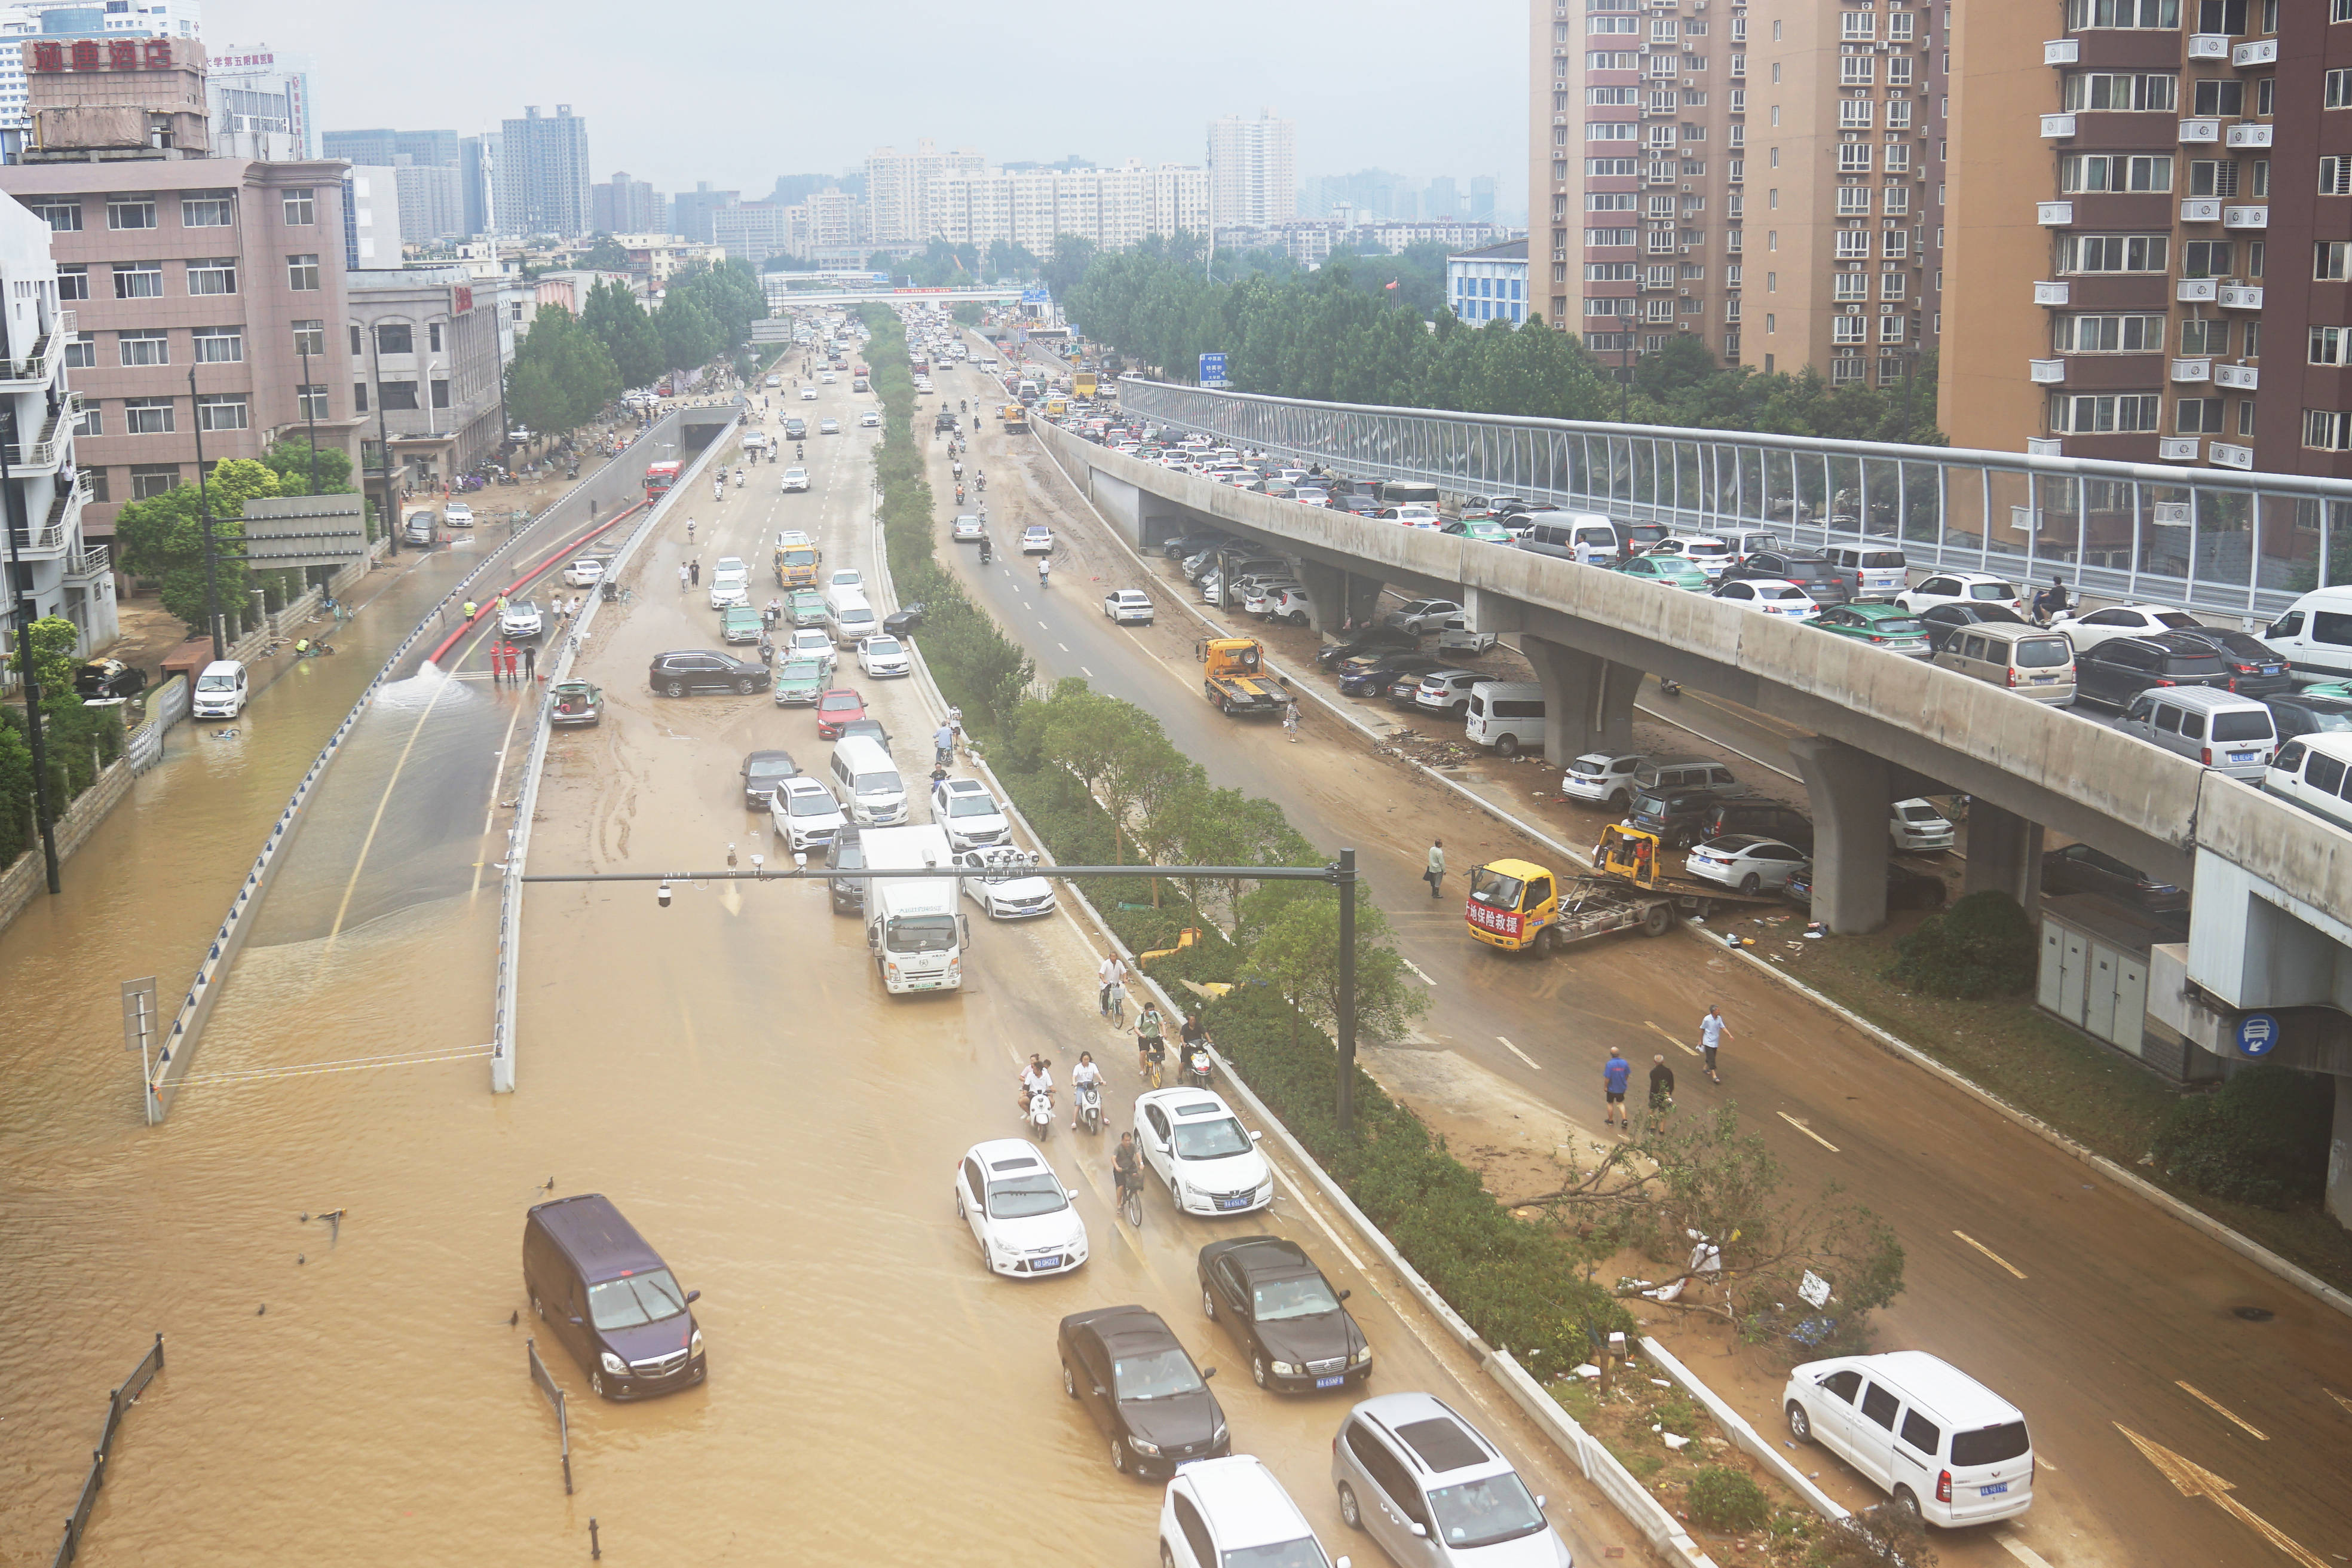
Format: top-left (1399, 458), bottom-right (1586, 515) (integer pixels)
top-left (3, 384), bottom-right (1624, 1566)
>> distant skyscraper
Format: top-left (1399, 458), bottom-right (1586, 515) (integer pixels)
top-left (393, 158), bottom-right (464, 242)
top-left (1423, 176), bottom-right (1457, 220)
top-left (494, 104), bottom-right (592, 237)
top-left (592, 170), bottom-right (663, 234)
top-left (865, 138), bottom-right (985, 243)
top-left (670, 180), bottom-right (737, 243)
top-left (458, 133), bottom-right (497, 236)
top-left (1207, 110), bottom-right (1296, 228)
top-left (1469, 175), bottom-right (1496, 223)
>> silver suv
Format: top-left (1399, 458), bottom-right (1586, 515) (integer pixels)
top-left (1331, 1392), bottom-right (1571, 1566)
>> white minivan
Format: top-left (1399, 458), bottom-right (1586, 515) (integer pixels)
top-left (2262, 732), bottom-right (2352, 832)
top-left (823, 586), bottom-right (877, 648)
top-left (1462, 681), bottom-right (1546, 756)
top-left (191, 659), bottom-right (249, 718)
top-left (1783, 1351), bottom-right (2034, 1527)
top-left (829, 734), bottom-right (907, 826)
top-left (2261, 586), bottom-right (2352, 681)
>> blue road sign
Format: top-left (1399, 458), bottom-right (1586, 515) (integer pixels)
top-left (2237, 1013), bottom-right (2278, 1056)
top-left (1199, 351), bottom-right (1229, 388)
top-left (1021, 286), bottom-right (1051, 304)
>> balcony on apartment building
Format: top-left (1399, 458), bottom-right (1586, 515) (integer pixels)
top-left (5, 468), bottom-right (84, 560)
top-left (0, 309), bottom-right (71, 392)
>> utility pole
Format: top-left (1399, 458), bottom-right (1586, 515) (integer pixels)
top-left (186, 367), bottom-right (225, 662)
top-left (369, 326), bottom-right (397, 556)
top-left (2, 439), bottom-right (59, 893)
top-left (1336, 847), bottom-right (1358, 1134)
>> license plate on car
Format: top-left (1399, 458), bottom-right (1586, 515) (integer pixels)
top-left (1316, 1375), bottom-right (1346, 1389)
top-left (2231, 752), bottom-right (2257, 762)
top-left (1033, 1255), bottom-right (1062, 1271)
top-left (1218, 1196), bottom-right (1251, 1211)
top-left (1981, 1482), bottom-right (2008, 1496)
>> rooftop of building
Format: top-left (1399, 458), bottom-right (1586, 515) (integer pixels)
top-left (0, 154), bottom-right (347, 191)
top-left (1448, 238), bottom-right (1526, 262)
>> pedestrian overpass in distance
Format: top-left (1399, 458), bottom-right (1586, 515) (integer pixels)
top-left (754, 284), bottom-right (1028, 327)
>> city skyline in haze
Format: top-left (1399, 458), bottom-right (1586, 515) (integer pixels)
top-left (204, 0), bottom-right (1527, 207)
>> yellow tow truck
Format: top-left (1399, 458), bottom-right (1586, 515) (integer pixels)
top-left (1196, 638), bottom-right (1295, 718)
top-left (1466, 825), bottom-right (1770, 954)
top-left (1001, 402), bottom-right (1029, 434)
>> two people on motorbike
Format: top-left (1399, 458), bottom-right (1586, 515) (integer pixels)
top-left (1018, 1054), bottom-right (1054, 1121)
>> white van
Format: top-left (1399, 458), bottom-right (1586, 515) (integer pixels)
top-left (2261, 586), bottom-right (2352, 681)
top-left (2264, 732), bottom-right (2352, 831)
top-left (824, 586), bottom-right (877, 648)
top-left (2117, 685), bottom-right (2277, 779)
top-left (1783, 1351), bottom-right (2034, 1527)
top-left (1462, 681), bottom-right (1546, 755)
top-left (191, 659), bottom-right (249, 718)
top-left (1827, 543), bottom-right (1910, 601)
top-left (1931, 623), bottom-right (2077, 705)
top-left (1514, 511), bottom-right (1618, 562)
top-left (829, 734), bottom-right (907, 826)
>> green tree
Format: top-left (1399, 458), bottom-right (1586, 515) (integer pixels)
top-left (654, 292), bottom-right (723, 372)
top-left (261, 436), bottom-right (356, 496)
top-left (1241, 890), bottom-right (1427, 1051)
top-left (112, 458), bottom-right (283, 635)
top-left (1039, 234), bottom-right (1099, 304)
top-left (583, 233), bottom-right (630, 271)
top-left (4, 613), bottom-right (81, 697)
top-left (665, 257), bottom-right (767, 350)
top-left (506, 305), bottom-right (619, 436)
top-left (581, 277), bottom-right (663, 387)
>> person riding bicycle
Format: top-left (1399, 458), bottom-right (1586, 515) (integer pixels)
top-left (1134, 1004), bottom-right (1166, 1080)
top-left (1039, 557), bottom-right (1051, 588)
top-left (1113, 1132), bottom-right (1144, 1207)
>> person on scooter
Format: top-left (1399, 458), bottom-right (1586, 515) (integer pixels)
top-left (978, 529), bottom-right (992, 564)
top-left (2033, 574), bottom-right (2069, 626)
top-left (1133, 1003), bottom-right (1166, 1081)
top-left (1018, 1054), bottom-right (1054, 1119)
top-left (1113, 1132), bottom-right (1144, 1208)
top-left (1070, 1051), bottom-right (1103, 1131)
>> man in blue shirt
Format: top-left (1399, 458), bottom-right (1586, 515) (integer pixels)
top-left (1602, 1048), bottom-right (1631, 1128)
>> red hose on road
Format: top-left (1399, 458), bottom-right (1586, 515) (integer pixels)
top-left (426, 501), bottom-right (647, 667)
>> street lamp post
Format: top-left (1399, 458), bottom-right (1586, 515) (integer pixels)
top-left (186, 366), bottom-right (225, 662)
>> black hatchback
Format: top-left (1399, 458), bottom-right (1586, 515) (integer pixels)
top-left (1722, 549), bottom-right (1852, 608)
top-left (650, 650), bottom-right (767, 697)
top-left (2072, 633), bottom-right (2230, 709)
top-left (1058, 1305), bottom-right (1227, 1479)
top-left (1198, 1236), bottom-right (1370, 1394)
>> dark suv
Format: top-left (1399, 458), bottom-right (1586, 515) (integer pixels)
top-left (650, 650), bottom-right (767, 697)
top-left (1628, 788), bottom-right (1730, 847)
top-left (2072, 633), bottom-right (2228, 709)
top-left (1721, 549), bottom-right (1852, 608)
top-left (1700, 801), bottom-right (1814, 852)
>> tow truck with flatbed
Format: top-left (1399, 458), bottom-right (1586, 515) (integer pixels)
top-left (1196, 637), bottom-right (1295, 718)
top-left (1465, 825), bottom-right (1783, 954)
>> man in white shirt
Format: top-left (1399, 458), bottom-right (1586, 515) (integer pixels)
top-left (1018, 1054), bottom-right (1054, 1119)
top-left (1098, 954), bottom-right (1129, 1017)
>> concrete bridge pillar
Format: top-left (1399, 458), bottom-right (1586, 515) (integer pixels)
top-left (1962, 802), bottom-right (2045, 913)
top-left (1790, 735), bottom-right (1891, 933)
top-left (1521, 636), bottom-right (1641, 765)
top-left (2329, 1077), bottom-right (2352, 1229)
top-left (1294, 560), bottom-right (1385, 638)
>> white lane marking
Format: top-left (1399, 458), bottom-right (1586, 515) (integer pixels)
top-left (1496, 1036), bottom-right (1541, 1071)
top-left (2175, 1380), bottom-right (2269, 1441)
top-left (1995, 1532), bottom-right (2059, 1568)
top-left (1401, 956), bottom-right (1437, 987)
top-left (1952, 1230), bottom-right (2028, 1280)
top-left (1275, 1173), bottom-right (1367, 1273)
top-left (1058, 642), bottom-right (1069, 653)
top-left (1039, 620), bottom-right (1050, 630)
top-left (1776, 1111), bottom-right (1841, 1153)
top-left (1647, 1021), bottom-right (1701, 1058)
top-left (1080, 666), bottom-right (1094, 678)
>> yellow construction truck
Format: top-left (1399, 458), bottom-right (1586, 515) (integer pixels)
top-left (1001, 402), bottom-right (1029, 434)
top-left (1465, 825), bottom-right (1772, 954)
top-left (1196, 638), bottom-right (1294, 718)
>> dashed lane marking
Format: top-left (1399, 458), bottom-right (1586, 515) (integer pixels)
top-left (1995, 1531), bottom-right (2059, 1568)
top-left (1775, 1111), bottom-right (1840, 1153)
top-left (1401, 956), bottom-right (1437, 987)
top-left (1496, 1036), bottom-right (1541, 1071)
top-left (1646, 1021), bottom-right (1701, 1057)
top-left (2175, 1381), bottom-right (2269, 1441)
top-left (1952, 1230), bottom-right (2028, 1280)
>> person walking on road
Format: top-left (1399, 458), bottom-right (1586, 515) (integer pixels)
top-left (690, 558), bottom-right (701, 587)
top-left (522, 643), bottom-right (537, 681)
top-left (1603, 1048), bottom-right (1632, 1128)
top-left (1699, 1004), bottom-right (1728, 1084)
top-left (678, 564), bottom-right (690, 592)
top-left (1425, 838), bottom-right (1446, 899)
top-left (462, 599), bottom-right (477, 623)
top-left (1648, 1054), bottom-right (1676, 1113)
top-left (1098, 953), bottom-right (1129, 1018)
top-left (1282, 702), bottom-right (1300, 742)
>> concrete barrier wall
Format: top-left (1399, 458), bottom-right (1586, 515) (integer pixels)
top-left (0, 755), bottom-right (134, 932)
top-left (1037, 424), bottom-right (2352, 902)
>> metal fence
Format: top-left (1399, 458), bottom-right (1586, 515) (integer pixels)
top-left (1115, 379), bottom-right (2352, 623)
top-left (52, 1333), bottom-right (163, 1568)
top-left (526, 1337), bottom-right (572, 1495)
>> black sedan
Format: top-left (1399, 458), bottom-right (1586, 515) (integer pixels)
top-left (2167, 626), bottom-right (2293, 696)
top-left (2071, 633), bottom-right (2230, 709)
top-left (1915, 602), bottom-right (2027, 651)
top-left (1198, 1236), bottom-right (1370, 1392)
top-left (740, 748), bottom-right (798, 810)
top-left (1058, 1306), bottom-right (1227, 1479)
top-left (1339, 653), bottom-right (1447, 696)
top-left (1316, 629), bottom-right (1419, 667)
top-left (2042, 841), bottom-right (2188, 914)
top-left (1162, 532), bottom-right (1233, 561)
top-left (882, 602), bottom-right (924, 638)
top-left (1783, 862), bottom-right (1945, 911)
top-left (649, 649), bottom-right (768, 697)
top-left (2265, 691), bottom-right (2352, 740)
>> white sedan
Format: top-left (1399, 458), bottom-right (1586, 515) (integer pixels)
top-left (443, 501), bottom-right (474, 528)
top-left (562, 557), bottom-right (605, 588)
top-left (2049, 602), bottom-right (2203, 653)
top-left (951, 514), bottom-right (987, 543)
top-left (954, 847), bottom-right (1057, 919)
top-left (1021, 525), bottom-right (1054, 555)
top-left (709, 571), bottom-right (751, 610)
top-left (857, 635), bottom-right (911, 678)
top-left (781, 467), bottom-right (810, 493)
top-left (1388, 503), bottom-right (1444, 529)
top-left (1685, 835), bottom-right (1810, 895)
top-left (769, 774), bottom-right (846, 853)
top-left (954, 1139), bottom-right (1088, 1276)
top-left (1714, 578), bottom-right (1820, 620)
top-left (1135, 1089), bottom-right (1272, 1215)
top-left (1897, 572), bottom-right (2026, 619)
top-left (860, 409), bottom-right (880, 427)
top-left (932, 774), bottom-right (1012, 851)
top-left (800, 385), bottom-right (819, 401)
top-left (1104, 589), bottom-right (1153, 624)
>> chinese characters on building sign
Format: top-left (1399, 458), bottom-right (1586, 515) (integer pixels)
top-left (29, 39), bottom-right (178, 72)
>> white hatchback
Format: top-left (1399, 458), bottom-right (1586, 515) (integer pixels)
top-left (1654, 534), bottom-right (1735, 578)
top-left (443, 501), bottom-right (474, 528)
top-left (1135, 1088), bottom-right (1272, 1217)
top-left (709, 572), bottom-right (751, 610)
top-left (932, 775), bottom-right (1011, 851)
top-left (781, 467), bottom-right (810, 492)
top-left (1897, 572), bottom-right (2026, 619)
top-left (954, 1138), bottom-right (1088, 1278)
top-left (2048, 601), bottom-right (2203, 653)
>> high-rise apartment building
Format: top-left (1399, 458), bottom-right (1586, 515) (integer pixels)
top-left (1208, 110), bottom-right (1297, 226)
top-left (1471, 174), bottom-right (1500, 220)
top-left (590, 170), bottom-right (663, 235)
top-left (323, 127), bottom-right (458, 170)
top-left (1943, 0), bottom-right (2352, 479)
top-left (494, 105), bottom-right (591, 238)
top-left (457, 132), bottom-right (495, 237)
top-left (933, 163), bottom-right (1208, 257)
top-left (1531, 0), bottom-right (1943, 383)
top-left (669, 180), bottom-right (736, 244)
top-left (710, 200), bottom-right (795, 265)
top-left (204, 43), bottom-right (314, 159)
top-left (865, 138), bottom-right (984, 243)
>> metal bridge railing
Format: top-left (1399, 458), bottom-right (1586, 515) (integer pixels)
top-left (1117, 379), bottom-right (2352, 623)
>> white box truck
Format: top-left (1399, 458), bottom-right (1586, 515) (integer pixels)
top-left (860, 825), bottom-right (967, 994)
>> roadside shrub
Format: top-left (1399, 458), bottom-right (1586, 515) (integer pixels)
top-left (1805, 1505), bottom-right (1937, 1567)
top-left (2151, 1062), bottom-right (2335, 1209)
top-left (1686, 1466), bottom-right (1769, 1532)
top-left (1655, 1392), bottom-right (1705, 1439)
top-left (1883, 890), bottom-right (2035, 998)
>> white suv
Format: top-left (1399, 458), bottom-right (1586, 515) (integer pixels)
top-left (932, 776), bottom-right (1011, 851)
top-left (1331, 1392), bottom-right (1569, 1566)
top-left (769, 775), bottom-right (845, 853)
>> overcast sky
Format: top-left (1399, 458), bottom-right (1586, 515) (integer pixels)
top-left (210, 0), bottom-right (1527, 207)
